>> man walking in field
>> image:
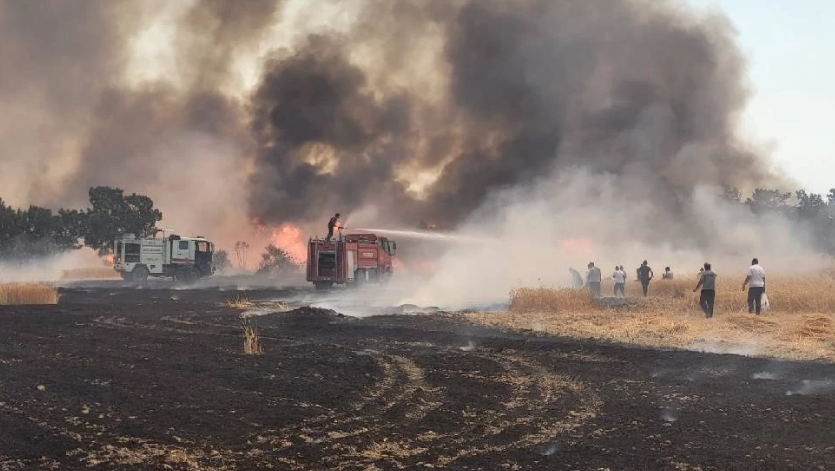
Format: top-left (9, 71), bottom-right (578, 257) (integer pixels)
top-left (637, 260), bottom-right (653, 297)
top-left (612, 265), bottom-right (626, 297)
top-left (586, 262), bottom-right (602, 297)
top-left (742, 258), bottom-right (766, 315)
top-left (693, 262), bottom-right (717, 318)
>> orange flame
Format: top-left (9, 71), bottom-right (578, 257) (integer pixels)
top-left (559, 237), bottom-right (594, 254)
top-left (104, 254), bottom-right (114, 265)
top-left (254, 222), bottom-right (308, 263)
top-left (271, 224), bottom-right (307, 262)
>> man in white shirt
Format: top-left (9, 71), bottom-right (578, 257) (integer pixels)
top-left (612, 266), bottom-right (626, 297)
top-left (742, 258), bottom-right (766, 315)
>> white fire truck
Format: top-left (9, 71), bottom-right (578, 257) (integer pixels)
top-left (113, 233), bottom-right (215, 282)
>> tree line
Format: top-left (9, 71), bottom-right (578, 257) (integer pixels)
top-left (2, 185), bottom-right (835, 263)
top-left (0, 187), bottom-right (161, 262)
top-left (723, 187), bottom-right (835, 254)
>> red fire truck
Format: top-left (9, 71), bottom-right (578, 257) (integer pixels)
top-left (306, 233), bottom-right (397, 289)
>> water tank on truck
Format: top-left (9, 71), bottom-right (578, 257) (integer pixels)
top-left (306, 233), bottom-right (397, 289)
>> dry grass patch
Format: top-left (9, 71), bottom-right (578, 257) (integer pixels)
top-left (241, 318), bottom-right (263, 355)
top-left (469, 275), bottom-right (835, 362)
top-left (0, 283), bottom-right (60, 305)
top-left (223, 292), bottom-right (253, 309)
top-left (509, 287), bottom-right (596, 312)
top-left (223, 293), bottom-right (291, 317)
top-left (799, 315), bottom-right (834, 339)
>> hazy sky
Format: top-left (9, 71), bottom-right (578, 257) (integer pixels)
top-left (688, 0), bottom-right (835, 193)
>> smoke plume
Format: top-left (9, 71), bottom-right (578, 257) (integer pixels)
top-left (1, 0), bottom-right (789, 267)
top-left (248, 0), bottom-right (781, 233)
top-left (0, 0), bottom-right (281, 251)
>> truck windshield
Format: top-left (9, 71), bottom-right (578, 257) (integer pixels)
top-left (380, 239), bottom-right (394, 256)
top-left (124, 243), bottom-right (140, 263)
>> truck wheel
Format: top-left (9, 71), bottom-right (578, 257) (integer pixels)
top-left (120, 272), bottom-right (133, 282)
top-left (314, 281), bottom-right (333, 290)
top-left (132, 267), bottom-right (149, 283)
top-left (183, 268), bottom-right (199, 282)
top-left (353, 269), bottom-right (366, 288)
top-left (174, 268), bottom-right (196, 282)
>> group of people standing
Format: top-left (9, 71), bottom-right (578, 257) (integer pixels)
top-left (572, 258), bottom-right (768, 319)
top-left (612, 263), bottom-right (653, 297)
top-left (575, 261), bottom-right (657, 298)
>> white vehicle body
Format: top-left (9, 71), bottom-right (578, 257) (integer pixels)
top-left (113, 234), bottom-right (215, 281)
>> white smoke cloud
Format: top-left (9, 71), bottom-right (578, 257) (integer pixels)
top-left (402, 167), bottom-right (822, 309)
top-left (0, 248), bottom-right (107, 283)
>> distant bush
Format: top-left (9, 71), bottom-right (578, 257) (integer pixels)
top-left (213, 249), bottom-right (231, 274)
top-left (256, 244), bottom-right (301, 276)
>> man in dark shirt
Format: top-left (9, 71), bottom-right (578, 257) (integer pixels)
top-left (586, 262), bottom-right (602, 297)
top-left (637, 260), bottom-right (653, 297)
top-left (693, 262), bottom-right (717, 318)
top-left (326, 213), bottom-right (341, 241)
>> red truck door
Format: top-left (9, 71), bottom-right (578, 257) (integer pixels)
top-left (306, 241), bottom-right (316, 281)
top-left (308, 240), bottom-right (339, 282)
top-left (335, 241), bottom-right (346, 284)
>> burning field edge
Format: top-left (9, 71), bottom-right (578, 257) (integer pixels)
top-left (463, 276), bottom-right (835, 363)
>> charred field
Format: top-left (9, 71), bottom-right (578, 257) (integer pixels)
top-left (1, 283), bottom-right (834, 471)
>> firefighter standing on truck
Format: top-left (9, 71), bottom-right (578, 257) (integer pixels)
top-left (326, 213), bottom-right (341, 241)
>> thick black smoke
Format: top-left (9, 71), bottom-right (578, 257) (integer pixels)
top-left (0, 0), bottom-right (779, 240)
top-left (248, 34), bottom-right (417, 224)
top-left (248, 0), bottom-right (778, 229)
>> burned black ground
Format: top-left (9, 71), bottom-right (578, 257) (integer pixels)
top-left (1, 285), bottom-right (834, 470)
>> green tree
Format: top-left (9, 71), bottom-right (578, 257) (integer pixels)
top-left (1, 187), bottom-right (160, 261)
top-left (56, 209), bottom-right (86, 250)
top-left (213, 249), bottom-right (231, 273)
top-left (795, 190), bottom-right (826, 221)
top-left (257, 244), bottom-right (301, 276)
top-left (0, 198), bottom-right (23, 259)
top-left (0, 204), bottom-right (83, 260)
top-left (745, 189), bottom-right (791, 215)
top-left (83, 187), bottom-right (162, 254)
top-left (814, 188), bottom-right (835, 255)
top-left (722, 186), bottom-right (743, 204)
